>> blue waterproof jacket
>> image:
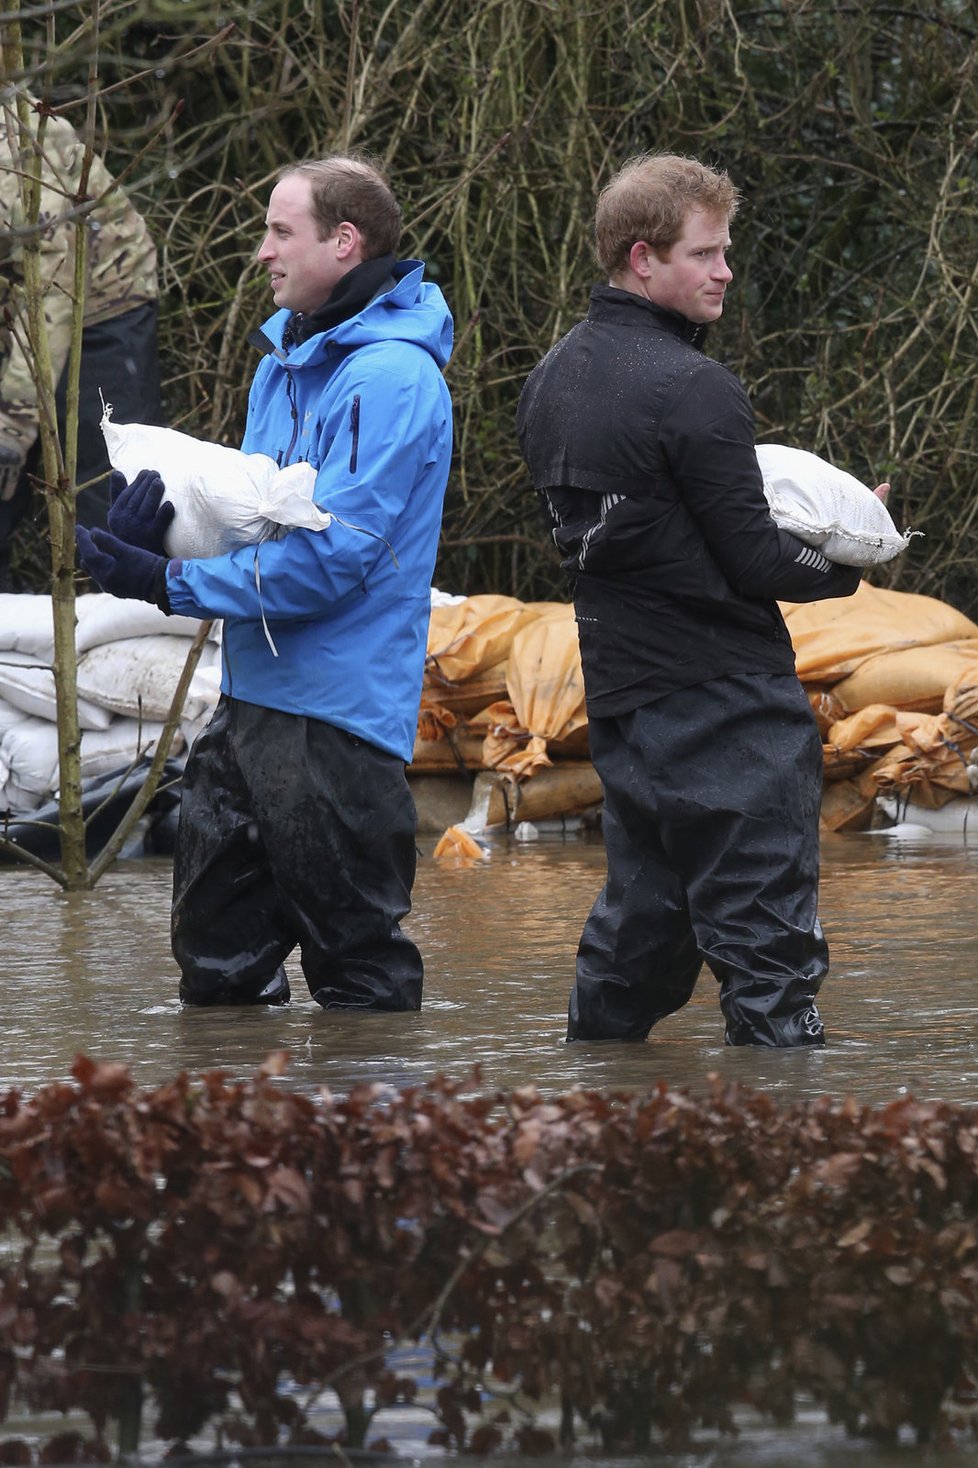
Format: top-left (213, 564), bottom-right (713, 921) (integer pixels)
top-left (166, 261), bottom-right (453, 761)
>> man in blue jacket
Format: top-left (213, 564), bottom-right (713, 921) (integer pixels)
top-left (77, 156), bottom-right (454, 1010)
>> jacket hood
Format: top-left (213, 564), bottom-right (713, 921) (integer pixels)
top-left (258, 260), bottom-right (453, 370)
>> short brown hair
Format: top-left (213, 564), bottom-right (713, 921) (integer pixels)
top-left (280, 155), bottom-right (403, 259)
top-left (595, 153), bottom-right (740, 277)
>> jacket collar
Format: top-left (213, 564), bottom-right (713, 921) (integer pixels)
top-left (282, 253), bottom-right (397, 348)
top-left (247, 259), bottom-right (411, 363)
top-left (588, 283), bottom-right (709, 349)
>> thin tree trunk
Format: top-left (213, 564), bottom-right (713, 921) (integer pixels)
top-left (6, 8), bottom-right (88, 885)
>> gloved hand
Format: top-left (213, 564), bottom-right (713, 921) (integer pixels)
top-left (106, 468), bottom-right (175, 554)
top-left (0, 443), bottom-right (25, 503)
top-left (76, 525), bottom-right (170, 610)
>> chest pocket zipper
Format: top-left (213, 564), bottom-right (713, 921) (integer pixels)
top-left (282, 372), bottom-right (300, 465)
top-left (349, 394), bottom-right (361, 473)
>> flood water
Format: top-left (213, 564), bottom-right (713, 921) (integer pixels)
top-left (2, 826), bottom-right (977, 1105)
top-left (3, 825), bottom-right (978, 1468)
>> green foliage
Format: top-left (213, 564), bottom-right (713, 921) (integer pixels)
top-left (7, 0), bottom-right (978, 608)
top-left (5, 1059), bottom-right (978, 1456)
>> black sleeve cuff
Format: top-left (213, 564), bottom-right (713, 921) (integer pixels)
top-left (152, 560), bottom-right (171, 615)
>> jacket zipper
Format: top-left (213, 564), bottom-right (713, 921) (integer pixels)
top-left (349, 394), bottom-right (361, 474)
top-left (282, 371), bottom-right (300, 465)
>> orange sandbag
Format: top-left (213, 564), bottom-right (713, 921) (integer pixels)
top-left (833, 640), bottom-right (978, 713)
top-left (944, 664), bottom-right (978, 724)
top-left (421, 662), bottom-right (510, 717)
top-left (432, 824), bottom-right (489, 863)
top-left (869, 745), bottom-right (971, 806)
top-left (895, 707), bottom-right (978, 762)
top-left (868, 705), bottom-right (978, 805)
top-left (506, 605), bottom-right (586, 744)
top-left (809, 686), bottom-right (846, 737)
top-left (827, 704), bottom-right (920, 753)
top-left (478, 608), bottom-right (588, 776)
top-left (480, 764), bottom-right (605, 829)
top-left (409, 728), bottom-right (487, 771)
top-left (779, 581), bottom-right (978, 683)
top-left (426, 595), bottom-right (546, 683)
top-left (820, 777), bottom-right (877, 833)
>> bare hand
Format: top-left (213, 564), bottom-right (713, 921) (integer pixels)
top-left (873, 482), bottom-right (891, 504)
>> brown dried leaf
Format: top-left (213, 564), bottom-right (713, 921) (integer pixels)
top-left (258, 1051), bottom-right (290, 1078)
top-left (837, 1219), bottom-right (873, 1248)
top-left (264, 1167), bottom-right (311, 1213)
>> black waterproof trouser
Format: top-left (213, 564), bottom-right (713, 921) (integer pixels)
top-left (172, 697), bottom-right (424, 1009)
top-left (569, 673), bottom-right (828, 1046)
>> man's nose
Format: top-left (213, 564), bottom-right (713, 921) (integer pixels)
top-left (256, 232), bottom-right (274, 262)
top-left (714, 255), bottom-right (733, 282)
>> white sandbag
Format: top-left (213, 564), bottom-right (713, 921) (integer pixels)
top-left (0, 775), bottom-right (43, 815)
top-left (76, 635), bottom-right (222, 723)
top-left (0, 715), bottom-right (168, 814)
top-left (876, 794), bottom-right (978, 837)
top-left (75, 592), bottom-right (204, 652)
top-left (79, 719), bottom-right (167, 785)
top-left (0, 593), bottom-right (204, 664)
top-left (0, 698), bottom-right (34, 806)
top-left (0, 651), bottom-right (114, 729)
top-left (177, 663), bottom-right (222, 750)
top-left (0, 593), bottom-right (57, 660)
top-left (101, 411), bottom-right (323, 559)
top-left (756, 443), bottom-right (916, 566)
top-left (0, 695), bottom-right (30, 738)
top-left (0, 718), bottom-right (58, 809)
top-left (186, 661), bottom-right (222, 709)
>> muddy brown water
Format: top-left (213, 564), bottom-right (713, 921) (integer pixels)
top-left (3, 826), bottom-right (978, 1466)
top-left (2, 828), bottom-right (977, 1102)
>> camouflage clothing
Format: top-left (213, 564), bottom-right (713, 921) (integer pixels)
top-left (0, 96), bottom-right (159, 460)
top-left (0, 94), bottom-right (163, 585)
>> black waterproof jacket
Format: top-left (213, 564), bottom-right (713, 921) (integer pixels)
top-left (517, 285), bottom-right (860, 716)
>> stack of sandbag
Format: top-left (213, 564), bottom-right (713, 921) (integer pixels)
top-left (418, 447), bottom-right (919, 834)
top-left (476, 604), bottom-right (589, 776)
top-left (418, 580), bottom-right (978, 837)
top-left (416, 593), bottom-right (601, 830)
top-left (0, 594), bottom-right (222, 816)
top-left (780, 582), bottom-right (978, 831)
top-left (418, 595), bottom-right (591, 772)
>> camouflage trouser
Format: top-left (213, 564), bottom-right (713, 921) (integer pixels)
top-left (0, 299), bottom-right (164, 588)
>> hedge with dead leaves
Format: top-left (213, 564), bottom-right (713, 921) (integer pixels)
top-left (2, 1056), bottom-right (978, 1460)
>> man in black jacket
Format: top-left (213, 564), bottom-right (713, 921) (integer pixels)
top-left (517, 152), bottom-right (886, 1047)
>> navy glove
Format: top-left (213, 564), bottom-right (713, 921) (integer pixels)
top-left (106, 468), bottom-right (175, 555)
top-left (76, 525), bottom-right (171, 610)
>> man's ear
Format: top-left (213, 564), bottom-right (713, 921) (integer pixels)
top-left (628, 240), bottom-right (654, 277)
top-left (335, 221), bottom-right (363, 261)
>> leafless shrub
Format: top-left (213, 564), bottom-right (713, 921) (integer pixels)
top-left (8, 0), bottom-right (977, 609)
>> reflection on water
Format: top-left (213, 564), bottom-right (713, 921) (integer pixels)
top-left (2, 826), bottom-right (977, 1103)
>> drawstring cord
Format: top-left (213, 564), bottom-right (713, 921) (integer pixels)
top-left (253, 548), bottom-right (278, 657)
top-left (330, 514), bottom-right (399, 570)
top-left (252, 518), bottom-right (399, 658)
